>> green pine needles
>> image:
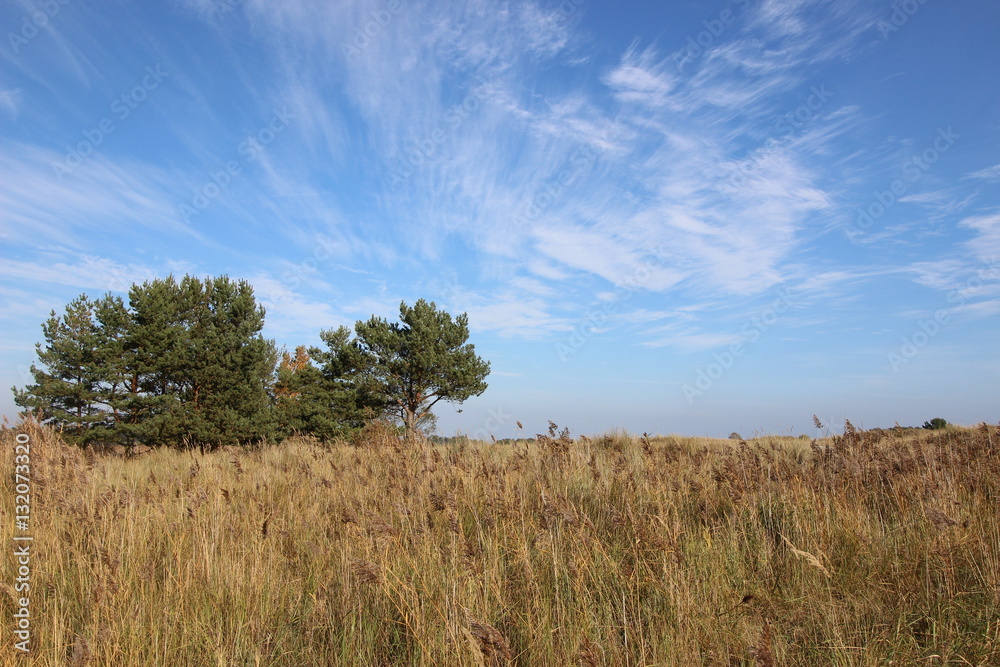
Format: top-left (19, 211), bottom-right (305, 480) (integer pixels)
top-left (14, 276), bottom-right (276, 448)
top-left (351, 298), bottom-right (490, 438)
top-left (13, 278), bottom-right (490, 448)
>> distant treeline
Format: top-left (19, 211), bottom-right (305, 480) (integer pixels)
top-left (14, 275), bottom-right (489, 448)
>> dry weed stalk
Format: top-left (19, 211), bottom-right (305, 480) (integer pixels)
top-left (466, 614), bottom-right (512, 663)
top-left (748, 621), bottom-right (775, 666)
top-left (780, 534), bottom-right (832, 579)
top-left (68, 636), bottom-right (91, 667)
top-left (2, 418), bottom-right (998, 665)
top-left (351, 560), bottom-right (382, 586)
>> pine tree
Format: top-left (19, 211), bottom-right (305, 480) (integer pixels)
top-left (14, 296), bottom-right (105, 442)
top-left (120, 275), bottom-right (193, 446)
top-left (275, 329), bottom-right (388, 441)
top-left (274, 346), bottom-right (332, 439)
top-left (352, 299), bottom-right (490, 437)
top-left (122, 275), bottom-right (277, 448)
top-left (15, 275), bottom-right (279, 448)
top-left (91, 294), bottom-right (137, 436)
top-left (181, 275), bottom-right (277, 447)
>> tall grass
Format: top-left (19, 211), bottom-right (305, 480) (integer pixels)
top-left (2, 418), bottom-right (998, 665)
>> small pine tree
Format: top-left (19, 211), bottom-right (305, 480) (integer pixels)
top-left (274, 345), bottom-right (343, 440)
top-left (352, 299), bottom-right (490, 438)
top-left (278, 327), bottom-right (390, 440)
top-left (14, 296), bottom-right (105, 442)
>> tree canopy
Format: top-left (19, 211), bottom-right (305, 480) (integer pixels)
top-left (14, 281), bottom-right (490, 446)
top-left (348, 299), bottom-right (490, 437)
top-left (15, 275), bottom-right (277, 448)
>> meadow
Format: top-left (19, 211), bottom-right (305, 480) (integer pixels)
top-left (2, 419), bottom-right (998, 665)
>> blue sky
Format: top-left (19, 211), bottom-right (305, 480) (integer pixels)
top-left (2, 0), bottom-right (998, 439)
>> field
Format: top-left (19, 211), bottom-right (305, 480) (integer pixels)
top-left (2, 420), bottom-right (999, 665)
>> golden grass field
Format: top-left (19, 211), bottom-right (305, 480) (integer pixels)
top-left (2, 419), bottom-right (999, 665)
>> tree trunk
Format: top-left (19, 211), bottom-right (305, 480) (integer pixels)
top-left (403, 407), bottom-right (417, 440)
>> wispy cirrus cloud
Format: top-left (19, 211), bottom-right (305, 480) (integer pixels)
top-left (960, 213), bottom-right (1000, 261)
top-left (154, 0), bottom-right (876, 325)
top-left (0, 89), bottom-right (21, 118)
top-left (0, 252), bottom-right (168, 294)
top-left (603, 42), bottom-right (678, 109)
top-left (966, 164), bottom-right (1000, 182)
top-left (0, 142), bottom-right (194, 246)
top-left (0, 0), bottom-right (909, 351)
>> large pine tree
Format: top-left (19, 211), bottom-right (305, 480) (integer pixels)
top-left (15, 275), bottom-right (278, 448)
top-left (119, 275), bottom-right (192, 444)
top-left (91, 294), bottom-right (138, 433)
top-left (121, 275), bottom-right (277, 448)
top-left (178, 275), bottom-right (277, 447)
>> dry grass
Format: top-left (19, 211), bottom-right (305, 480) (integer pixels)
top-left (2, 418), bottom-right (999, 665)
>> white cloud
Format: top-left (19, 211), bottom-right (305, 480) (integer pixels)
top-left (0, 254), bottom-right (161, 294)
top-left (603, 43), bottom-right (678, 109)
top-left (967, 164), bottom-right (1000, 181)
top-left (464, 298), bottom-right (568, 338)
top-left (640, 328), bottom-right (743, 352)
top-left (0, 90), bottom-right (21, 118)
top-left (0, 142), bottom-right (196, 246)
top-left (960, 213), bottom-right (1000, 262)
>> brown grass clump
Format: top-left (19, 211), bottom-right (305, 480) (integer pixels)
top-left (1, 416), bottom-right (999, 665)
